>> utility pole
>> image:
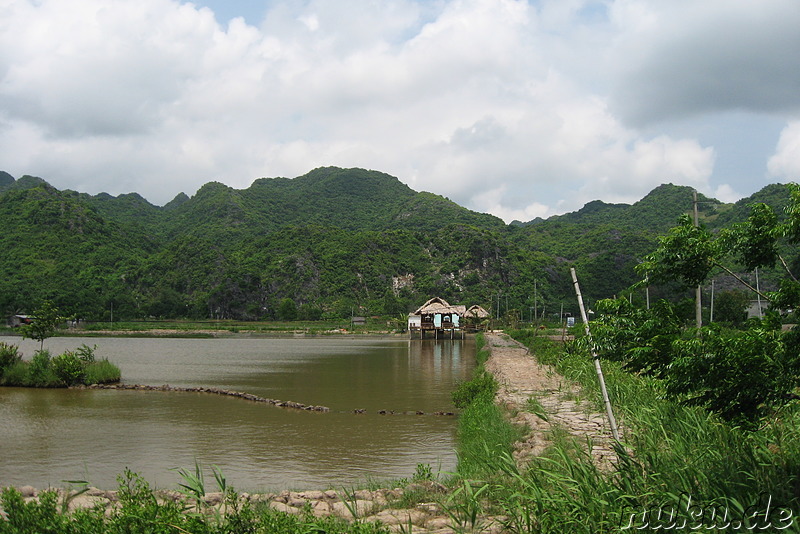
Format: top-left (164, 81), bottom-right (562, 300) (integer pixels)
top-left (693, 190), bottom-right (702, 330)
top-left (756, 268), bottom-right (762, 318)
top-left (710, 279), bottom-right (715, 323)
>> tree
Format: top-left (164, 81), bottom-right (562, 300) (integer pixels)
top-left (603, 185), bottom-right (800, 426)
top-left (276, 298), bottom-right (297, 321)
top-left (20, 301), bottom-right (63, 351)
top-left (713, 290), bottom-right (750, 325)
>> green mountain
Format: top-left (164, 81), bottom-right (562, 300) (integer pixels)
top-left (82, 167), bottom-right (505, 241)
top-left (0, 184), bottom-right (154, 316)
top-left (0, 167), bottom-right (793, 321)
top-left (0, 171), bottom-right (14, 191)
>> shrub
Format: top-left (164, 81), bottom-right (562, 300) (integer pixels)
top-left (0, 342), bottom-right (22, 377)
top-left (27, 350), bottom-right (56, 387)
top-left (74, 343), bottom-right (97, 363)
top-left (1, 360), bottom-right (28, 386)
top-left (51, 351), bottom-right (85, 386)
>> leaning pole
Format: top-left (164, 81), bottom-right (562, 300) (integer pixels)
top-left (570, 267), bottom-right (621, 443)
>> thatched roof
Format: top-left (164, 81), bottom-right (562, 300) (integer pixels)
top-left (465, 305), bottom-right (490, 318)
top-left (413, 297), bottom-right (451, 315)
top-left (413, 297), bottom-right (466, 316)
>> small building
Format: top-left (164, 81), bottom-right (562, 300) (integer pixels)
top-left (409, 297), bottom-right (466, 339)
top-left (6, 315), bottom-right (32, 328)
top-left (463, 305), bottom-right (490, 332)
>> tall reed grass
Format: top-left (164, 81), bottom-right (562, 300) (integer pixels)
top-left (479, 329), bottom-right (800, 532)
top-left (83, 359), bottom-right (121, 384)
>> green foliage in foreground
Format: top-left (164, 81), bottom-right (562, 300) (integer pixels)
top-left (0, 343), bottom-right (119, 387)
top-left (0, 470), bottom-right (390, 534)
top-left (468, 331), bottom-right (800, 533)
top-left (454, 333), bottom-right (524, 478)
top-left (582, 297), bottom-right (800, 427)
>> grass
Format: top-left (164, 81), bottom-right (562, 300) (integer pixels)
top-left (468, 328), bottom-right (800, 533)
top-left (0, 469), bottom-right (392, 534)
top-left (453, 333), bottom-right (525, 479)
top-left (82, 358), bottom-right (121, 384)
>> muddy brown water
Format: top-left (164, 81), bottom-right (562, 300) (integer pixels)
top-left (0, 336), bottom-right (474, 492)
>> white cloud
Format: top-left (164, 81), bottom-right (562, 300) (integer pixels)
top-left (470, 184), bottom-right (554, 223)
top-left (768, 122), bottom-right (800, 181)
top-left (0, 0), bottom-right (791, 220)
top-left (713, 184), bottom-right (741, 204)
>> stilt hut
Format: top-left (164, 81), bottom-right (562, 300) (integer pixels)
top-left (463, 305), bottom-right (490, 332)
top-left (409, 297), bottom-right (466, 339)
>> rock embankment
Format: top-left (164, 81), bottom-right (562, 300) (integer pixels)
top-left (76, 383), bottom-right (456, 416)
top-left (4, 483), bottom-right (506, 533)
top-left (78, 383), bottom-right (332, 412)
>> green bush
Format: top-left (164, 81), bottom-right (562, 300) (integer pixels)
top-left (27, 350), bottom-right (57, 387)
top-left (74, 343), bottom-right (97, 362)
top-left (452, 370), bottom-right (497, 409)
top-left (0, 361), bottom-right (27, 386)
top-left (0, 347), bottom-right (121, 388)
top-left (51, 351), bottom-right (85, 386)
top-left (0, 342), bottom-right (21, 377)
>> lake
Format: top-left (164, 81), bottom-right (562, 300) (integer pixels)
top-left (0, 335), bottom-right (474, 492)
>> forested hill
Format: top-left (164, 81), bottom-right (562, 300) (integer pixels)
top-left (84, 166), bottom-right (507, 239)
top-left (0, 167), bottom-right (792, 322)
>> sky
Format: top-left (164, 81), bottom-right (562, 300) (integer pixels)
top-left (1, 0), bottom-right (799, 222)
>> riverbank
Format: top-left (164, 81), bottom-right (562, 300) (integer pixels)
top-left (0, 328), bottom-right (408, 339)
top-left (1, 318), bottom-right (413, 339)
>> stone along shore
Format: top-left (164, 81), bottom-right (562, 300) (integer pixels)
top-left (4, 482), bottom-right (508, 533)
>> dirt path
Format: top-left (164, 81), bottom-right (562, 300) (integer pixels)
top-left (483, 332), bottom-right (619, 470)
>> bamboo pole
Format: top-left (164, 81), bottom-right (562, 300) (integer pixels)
top-left (570, 267), bottom-right (621, 443)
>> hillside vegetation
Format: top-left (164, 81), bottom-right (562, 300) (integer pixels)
top-left (0, 167), bottom-right (794, 322)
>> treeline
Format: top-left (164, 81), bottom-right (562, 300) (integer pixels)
top-left (0, 167), bottom-right (795, 322)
